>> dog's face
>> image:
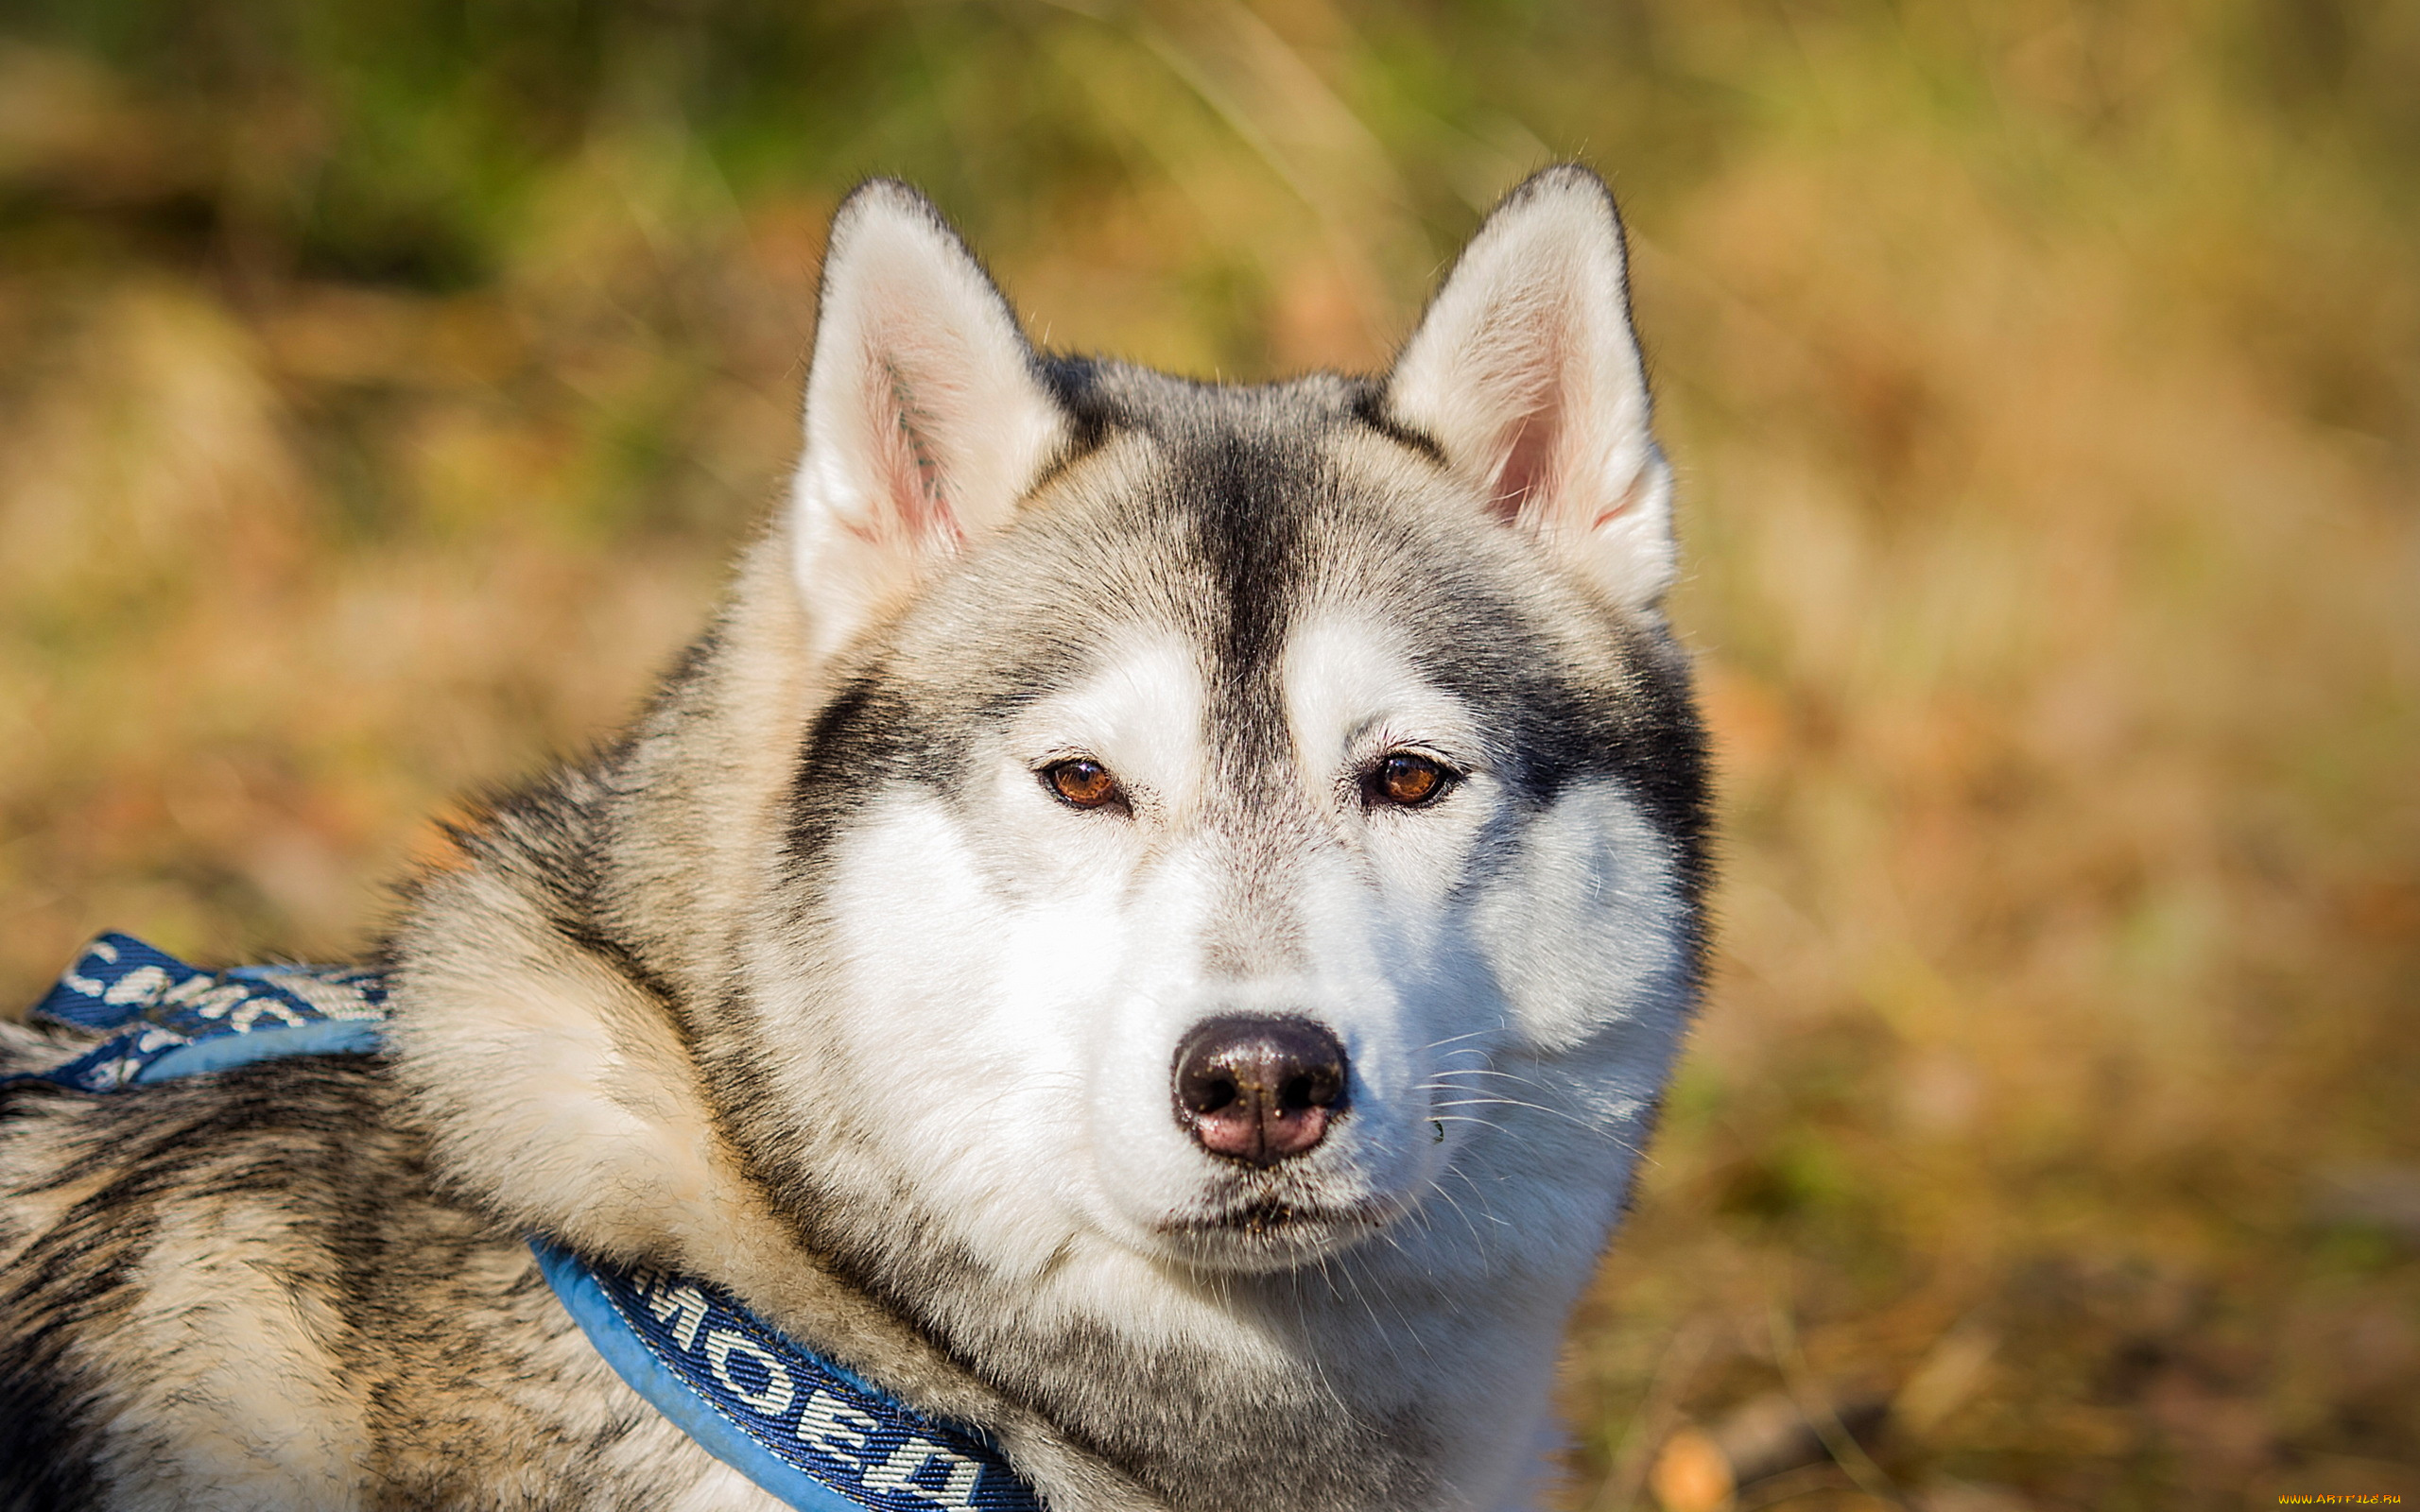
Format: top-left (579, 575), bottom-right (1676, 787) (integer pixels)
top-left (748, 174), bottom-right (1705, 1289)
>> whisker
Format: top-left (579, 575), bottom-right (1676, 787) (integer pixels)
top-left (1424, 1173), bottom-right (1494, 1245)
top-left (1421, 1066), bottom-right (1552, 1087)
top-left (1423, 1092), bottom-right (1610, 1135)
top-left (1427, 1113), bottom-right (1517, 1138)
top-left (1414, 1029), bottom-right (1494, 1054)
top-left (1445, 1164), bottom-right (1513, 1227)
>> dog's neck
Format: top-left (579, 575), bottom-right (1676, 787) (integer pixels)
top-left (382, 539), bottom-right (1604, 1512)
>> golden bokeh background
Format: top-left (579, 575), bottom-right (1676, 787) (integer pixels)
top-left (0, 3), bottom-right (2412, 1507)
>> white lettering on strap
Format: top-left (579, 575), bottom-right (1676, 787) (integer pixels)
top-left (230, 996), bottom-right (310, 1030)
top-left (642, 1276), bottom-right (713, 1351)
top-left (60, 940), bottom-right (116, 997)
top-left (704, 1329), bottom-right (796, 1416)
top-left (796, 1388), bottom-right (877, 1466)
top-left (191, 984), bottom-right (251, 1020)
top-left (866, 1438), bottom-right (981, 1507)
top-left (103, 965), bottom-right (172, 1006)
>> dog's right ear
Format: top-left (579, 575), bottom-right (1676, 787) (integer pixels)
top-left (787, 180), bottom-right (1067, 665)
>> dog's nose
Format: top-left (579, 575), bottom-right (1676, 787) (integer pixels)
top-left (1172, 1016), bottom-right (1348, 1166)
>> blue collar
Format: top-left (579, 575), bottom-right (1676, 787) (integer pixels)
top-left (531, 1242), bottom-right (1041, 1510)
top-left (11, 933), bottom-right (1045, 1512)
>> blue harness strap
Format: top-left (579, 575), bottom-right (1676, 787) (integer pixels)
top-left (8, 932), bottom-right (389, 1091)
top-left (9, 934), bottom-right (1045, 1512)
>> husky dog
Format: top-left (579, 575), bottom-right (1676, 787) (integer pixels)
top-left (0, 165), bottom-right (1707, 1512)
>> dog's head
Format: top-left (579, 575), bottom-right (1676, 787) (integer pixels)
top-left (736, 171), bottom-right (1706, 1285)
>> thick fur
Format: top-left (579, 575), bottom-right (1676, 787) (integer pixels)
top-left (0, 167), bottom-right (1710, 1512)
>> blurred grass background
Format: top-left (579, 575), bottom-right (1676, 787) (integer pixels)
top-left (0, 1), bottom-right (2412, 1506)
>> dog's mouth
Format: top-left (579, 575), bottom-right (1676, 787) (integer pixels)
top-left (1151, 1192), bottom-right (1400, 1266)
top-left (1160, 1196), bottom-right (1380, 1235)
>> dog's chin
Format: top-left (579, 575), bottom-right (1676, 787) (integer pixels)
top-left (1148, 1194), bottom-right (1399, 1274)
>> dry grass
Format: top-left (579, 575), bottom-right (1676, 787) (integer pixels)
top-left (1, 3), bottom-right (2412, 1508)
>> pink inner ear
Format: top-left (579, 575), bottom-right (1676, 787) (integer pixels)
top-left (1489, 393), bottom-right (1562, 526)
top-left (851, 353), bottom-right (957, 547)
top-left (1478, 303), bottom-right (1574, 529)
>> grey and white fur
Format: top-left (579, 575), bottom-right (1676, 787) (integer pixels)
top-left (0, 164), bottom-right (1711, 1512)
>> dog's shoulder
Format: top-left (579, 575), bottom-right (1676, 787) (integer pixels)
top-left (0, 1056), bottom-right (773, 1511)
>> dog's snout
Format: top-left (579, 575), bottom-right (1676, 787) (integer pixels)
top-left (1172, 1016), bottom-right (1348, 1167)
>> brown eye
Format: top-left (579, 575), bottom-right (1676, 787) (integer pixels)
top-left (1043, 759), bottom-right (1124, 812)
top-left (1370, 752), bottom-right (1453, 808)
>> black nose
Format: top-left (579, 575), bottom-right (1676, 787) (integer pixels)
top-left (1172, 1016), bottom-right (1348, 1167)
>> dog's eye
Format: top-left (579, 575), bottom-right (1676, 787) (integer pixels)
top-left (1042, 759), bottom-right (1125, 812)
top-left (1367, 753), bottom-right (1455, 809)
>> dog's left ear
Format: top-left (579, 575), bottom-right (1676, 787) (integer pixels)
top-left (1383, 165), bottom-right (1675, 611)
top-left (788, 180), bottom-right (1069, 664)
